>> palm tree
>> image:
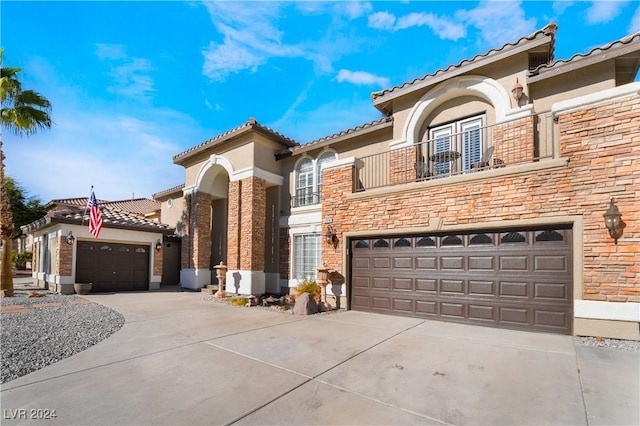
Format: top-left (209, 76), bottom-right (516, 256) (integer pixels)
top-left (1, 49), bottom-right (52, 296)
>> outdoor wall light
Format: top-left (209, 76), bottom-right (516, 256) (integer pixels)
top-left (155, 239), bottom-right (162, 251)
top-left (512, 78), bottom-right (524, 102)
top-left (603, 198), bottom-right (625, 244)
top-left (324, 224), bottom-right (339, 249)
top-left (66, 231), bottom-right (75, 245)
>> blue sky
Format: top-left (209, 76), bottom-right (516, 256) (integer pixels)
top-left (2, 1), bottom-right (639, 202)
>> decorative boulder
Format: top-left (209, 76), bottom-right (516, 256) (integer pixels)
top-left (292, 292), bottom-right (318, 315)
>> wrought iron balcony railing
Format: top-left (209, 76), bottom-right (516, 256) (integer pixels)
top-left (354, 112), bottom-right (556, 192)
top-left (292, 190), bottom-right (321, 208)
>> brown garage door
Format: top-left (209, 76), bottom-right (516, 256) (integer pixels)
top-left (76, 241), bottom-right (150, 292)
top-left (350, 227), bottom-right (573, 334)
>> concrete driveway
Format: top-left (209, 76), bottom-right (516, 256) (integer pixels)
top-left (1, 290), bottom-right (638, 425)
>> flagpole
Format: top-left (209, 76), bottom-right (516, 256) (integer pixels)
top-left (81, 185), bottom-right (93, 226)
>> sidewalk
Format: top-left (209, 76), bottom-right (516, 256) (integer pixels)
top-left (2, 290), bottom-right (638, 425)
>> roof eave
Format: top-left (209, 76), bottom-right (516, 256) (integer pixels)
top-left (372, 34), bottom-right (553, 108)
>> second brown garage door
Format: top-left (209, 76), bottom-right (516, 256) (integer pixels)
top-left (76, 241), bottom-right (150, 292)
top-left (350, 227), bottom-right (573, 334)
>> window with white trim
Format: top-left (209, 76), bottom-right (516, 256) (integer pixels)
top-left (429, 115), bottom-right (485, 175)
top-left (293, 151), bottom-right (337, 207)
top-left (292, 233), bottom-right (321, 280)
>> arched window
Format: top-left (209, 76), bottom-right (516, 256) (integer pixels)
top-left (295, 158), bottom-right (314, 207)
top-left (293, 151), bottom-right (337, 207)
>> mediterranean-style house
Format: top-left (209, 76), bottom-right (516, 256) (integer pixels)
top-left (26, 24), bottom-right (640, 340)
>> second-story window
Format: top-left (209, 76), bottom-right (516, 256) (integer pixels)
top-left (429, 115), bottom-right (485, 175)
top-left (294, 151), bottom-right (337, 207)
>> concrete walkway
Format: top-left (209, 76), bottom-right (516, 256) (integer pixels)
top-left (1, 290), bottom-right (638, 425)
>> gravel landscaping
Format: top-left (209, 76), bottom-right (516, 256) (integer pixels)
top-left (1, 286), bottom-right (124, 384)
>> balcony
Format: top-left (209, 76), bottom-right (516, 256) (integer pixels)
top-left (354, 112), bottom-right (556, 192)
top-left (292, 190), bottom-right (322, 208)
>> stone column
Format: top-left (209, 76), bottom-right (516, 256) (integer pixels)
top-left (225, 176), bottom-right (267, 295)
top-left (180, 190), bottom-right (213, 289)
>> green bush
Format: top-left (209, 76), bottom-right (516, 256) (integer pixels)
top-left (12, 251), bottom-right (32, 270)
top-left (295, 279), bottom-right (321, 301)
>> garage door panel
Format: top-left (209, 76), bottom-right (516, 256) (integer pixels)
top-left (500, 256), bottom-right (528, 271)
top-left (469, 280), bottom-right (495, 296)
top-left (373, 277), bottom-right (391, 289)
top-left (441, 256), bottom-right (464, 270)
top-left (534, 282), bottom-right (569, 302)
top-left (499, 307), bottom-right (530, 325)
top-left (441, 302), bottom-right (464, 318)
top-left (416, 300), bottom-right (437, 315)
top-left (469, 256), bottom-right (494, 270)
top-left (372, 297), bottom-right (391, 310)
top-left (393, 278), bottom-right (412, 291)
top-left (499, 281), bottom-right (529, 298)
top-left (534, 255), bottom-right (567, 272)
top-left (393, 298), bottom-right (413, 312)
top-left (468, 304), bottom-right (496, 321)
top-left (416, 279), bottom-right (437, 292)
top-left (534, 310), bottom-right (568, 329)
top-left (350, 227), bottom-right (572, 335)
top-left (393, 257), bottom-right (413, 269)
top-left (440, 280), bottom-right (464, 294)
top-left (353, 258), bottom-right (370, 269)
top-left (416, 257), bottom-right (437, 269)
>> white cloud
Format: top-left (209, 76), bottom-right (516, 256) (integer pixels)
top-left (627, 4), bottom-right (640, 32)
top-left (368, 11), bottom-right (397, 30)
top-left (585, 1), bottom-right (629, 24)
top-left (336, 69), bottom-right (389, 87)
top-left (95, 43), bottom-right (127, 61)
top-left (395, 12), bottom-right (466, 40)
top-left (342, 1), bottom-right (373, 19)
top-left (552, 1), bottom-right (574, 15)
top-left (457, 1), bottom-right (537, 47)
top-left (95, 44), bottom-right (155, 99)
top-left (201, 2), bottom-right (305, 81)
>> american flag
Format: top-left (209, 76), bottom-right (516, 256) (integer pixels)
top-left (88, 191), bottom-right (103, 238)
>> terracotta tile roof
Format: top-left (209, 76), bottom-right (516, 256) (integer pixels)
top-left (152, 184), bottom-right (185, 200)
top-left (371, 23), bottom-right (557, 105)
top-left (47, 197), bottom-right (107, 208)
top-left (103, 198), bottom-right (160, 215)
top-left (48, 197), bottom-right (159, 216)
top-left (528, 30), bottom-right (640, 81)
top-left (22, 205), bottom-right (173, 234)
top-left (173, 117), bottom-right (300, 165)
top-left (276, 116), bottom-right (394, 159)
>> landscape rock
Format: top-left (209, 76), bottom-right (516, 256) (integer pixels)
top-left (292, 292), bottom-right (318, 315)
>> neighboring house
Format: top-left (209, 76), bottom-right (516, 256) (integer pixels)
top-left (21, 197), bottom-right (173, 294)
top-left (156, 24), bottom-right (639, 339)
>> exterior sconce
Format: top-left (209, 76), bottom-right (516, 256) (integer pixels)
top-left (155, 239), bottom-right (162, 251)
top-left (325, 224), bottom-right (339, 249)
top-left (512, 79), bottom-right (524, 102)
top-left (66, 231), bottom-right (75, 245)
top-left (603, 198), bottom-right (625, 244)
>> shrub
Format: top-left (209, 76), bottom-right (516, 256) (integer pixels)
top-left (230, 297), bottom-right (248, 306)
top-left (12, 251), bottom-right (32, 270)
top-left (295, 279), bottom-right (321, 301)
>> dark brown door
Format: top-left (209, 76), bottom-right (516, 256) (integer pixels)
top-left (76, 241), bottom-right (150, 292)
top-left (350, 227), bottom-right (573, 334)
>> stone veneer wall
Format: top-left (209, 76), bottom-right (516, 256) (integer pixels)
top-left (321, 93), bottom-right (639, 303)
top-left (492, 116), bottom-right (535, 164)
top-left (227, 176), bottom-right (266, 271)
top-left (279, 227), bottom-right (290, 279)
top-left (56, 235), bottom-right (72, 276)
top-left (153, 245), bottom-right (163, 276)
top-left (181, 191), bottom-right (212, 269)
